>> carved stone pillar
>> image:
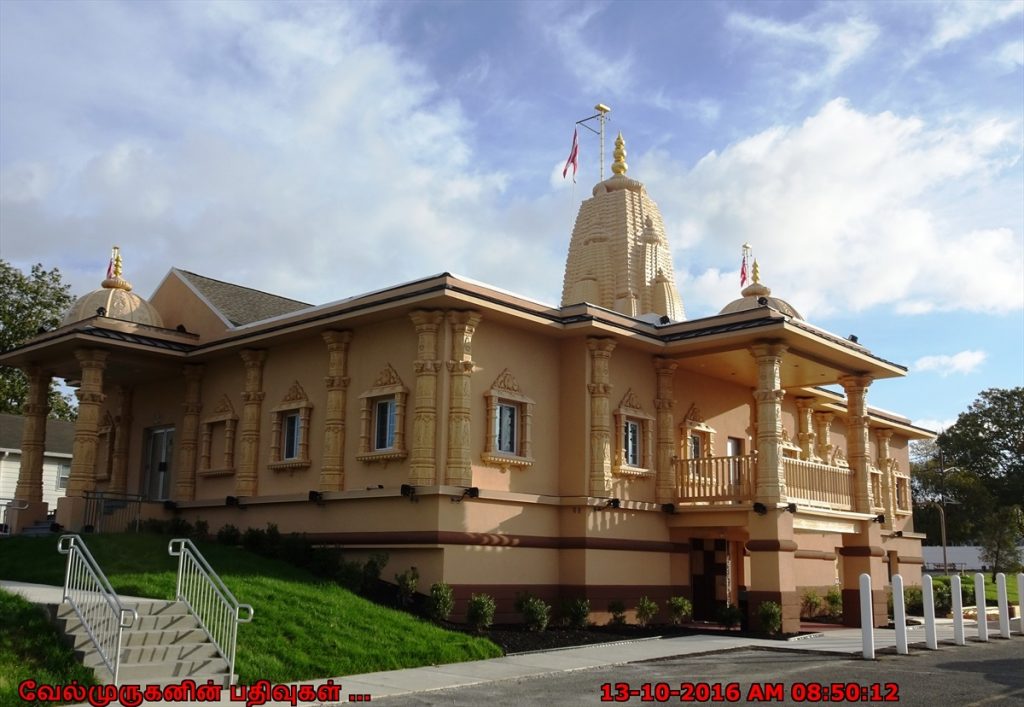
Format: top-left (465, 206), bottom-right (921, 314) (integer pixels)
top-left (66, 349), bottom-right (108, 496)
top-left (236, 350), bottom-right (266, 497)
top-left (445, 312), bottom-right (481, 486)
top-left (14, 367), bottom-right (51, 503)
top-left (109, 386), bottom-right (133, 493)
top-left (750, 343), bottom-right (787, 503)
top-left (654, 357), bottom-right (678, 504)
top-left (175, 365), bottom-right (203, 501)
top-left (814, 411), bottom-right (834, 462)
top-left (840, 374), bottom-right (873, 513)
top-left (587, 338), bottom-right (616, 497)
top-left (876, 429), bottom-right (895, 530)
top-left (795, 397), bottom-right (817, 461)
top-left (410, 312), bottom-right (444, 485)
top-left (320, 331), bottom-right (352, 491)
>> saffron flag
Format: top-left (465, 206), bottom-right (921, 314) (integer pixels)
top-left (106, 250), bottom-right (115, 279)
top-left (740, 251), bottom-right (748, 287)
top-left (562, 127), bottom-right (579, 182)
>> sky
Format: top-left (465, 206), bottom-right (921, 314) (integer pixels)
top-left (1, 0), bottom-right (1022, 431)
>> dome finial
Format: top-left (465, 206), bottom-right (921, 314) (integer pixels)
top-left (102, 245), bottom-right (133, 292)
top-left (611, 132), bottom-right (627, 176)
top-left (752, 258), bottom-right (760, 285)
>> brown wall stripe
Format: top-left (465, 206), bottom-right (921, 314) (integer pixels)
top-left (307, 530), bottom-right (690, 553)
top-left (838, 545), bottom-right (885, 558)
top-left (745, 539), bottom-right (798, 553)
top-left (794, 550), bottom-right (838, 561)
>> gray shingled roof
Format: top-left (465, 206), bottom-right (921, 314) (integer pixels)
top-left (0, 413), bottom-right (75, 455)
top-left (176, 270), bottom-right (311, 327)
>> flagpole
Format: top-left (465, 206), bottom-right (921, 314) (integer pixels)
top-left (575, 103), bottom-right (611, 182)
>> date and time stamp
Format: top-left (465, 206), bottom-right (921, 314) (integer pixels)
top-left (600, 681), bottom-right (900, 703)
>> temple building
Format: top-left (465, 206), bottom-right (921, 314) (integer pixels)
top-left (0, 135), bottom-right (930, 631)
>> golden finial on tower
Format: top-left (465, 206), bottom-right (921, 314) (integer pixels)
top-left (102, 245), bottom-right (133, 291)
top-left (752, 259), bottom-right (761, 285)
top-left (611, 132), bottom-right (628, 176)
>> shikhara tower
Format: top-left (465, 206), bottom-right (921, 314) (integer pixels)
top-left (561, 133), bottom-right (685, 321)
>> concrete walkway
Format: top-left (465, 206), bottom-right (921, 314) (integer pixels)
top-left (5, 580), bottom-right (1021, 706)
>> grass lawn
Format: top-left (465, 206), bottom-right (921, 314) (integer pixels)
top-left (930, 574), bottom-right (1021, 605)
top-left (0, 534), bottom-right (501, 684)
top-left (0, 590), bottom-right (98, 706)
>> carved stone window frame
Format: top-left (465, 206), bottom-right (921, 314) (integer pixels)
top-left (357, 363), bottom-right (408, 463)
top-left (199, 394), bottom-right (239, 478)
top-left (269, 381), bottom-right (312, 472)
top-left (680, 403), bottom-right (716, 461)
top-left (613, 389), bottom-right (654, 477)
top-left (482, 368), bottom-right (534, 471)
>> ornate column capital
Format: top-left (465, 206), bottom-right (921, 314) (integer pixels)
top-left (409, 310), bottom-right (445, 331)
top-left (587, 337), bottom-right (617, 356)
top-left (322, 329), bottom-right (353, 347)
top-left (838, 373), bottom-right (873, 393)
top-left (74, 348), bottom-right (109, 369)
top-left (654, 357), bottom-right (678, 374)
top-left (748, 341), bottom-right (787, 361)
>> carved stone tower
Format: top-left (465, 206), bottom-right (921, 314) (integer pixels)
top-left (561, 133), bottom-right (685, 321)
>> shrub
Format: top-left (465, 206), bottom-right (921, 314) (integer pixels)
top-left (521, 596), bottom-right (551, 632)
top-left (667, 596), bottom-right (693, 626)
top-left (395, 566), bottom-right (419, 608)
top-left (141, 518), bottom-right (169, 534)
top-left (932, 581), bottom-right (952, 617)
top-left (635, 596), bottom-right (658, 627)
top-left (466, 593), bottom-right (496, 633)
top-left (280, 533), bottom-right (313, 568)
top-left (801, 590), bottom-right (822, 619)
top-left (191, 519), bottom-right (209, 541)
top-left (361, 552), bottom-right (389, 594)
top-left (263, 523), bottom-right (282, 556)
top-left (718, 603), bottom-right (742, 629)
top-left (428, 582), bottom-right (455, 623)
top-left (334, 558), bottom-right (363, 593)
top-left (561, 598), bottom-right (591, 629)
top-left (607, 599), bottom-right (627, 626)
top-left (216, 524), bottom-right (241, 546)
top-left (242, 526), bottom-right (266, 553)
top-left (825, 586), bottom-right (842, 618)
top-left (758, 601), bottom-right (782, 635)
top-left (167, 516), bottom-right (192, 536)
top-left (904, 585), bottom-right (924, 615)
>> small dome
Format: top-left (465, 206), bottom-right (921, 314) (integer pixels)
top-left (61, 247), bottom-right (164, 328)
top-left (719, 281), bottom-right (803, 320)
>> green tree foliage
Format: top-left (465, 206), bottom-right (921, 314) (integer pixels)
top-left (911, 388), bottom-right (1023, 557)
top-left (0, 260), bottom-right (77, 420)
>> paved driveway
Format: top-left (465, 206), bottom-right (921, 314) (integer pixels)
top-left (374, 639), bottom-right (1024, 706)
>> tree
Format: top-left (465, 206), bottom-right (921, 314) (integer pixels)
top-left (979, 506), bottom-right (1024, 581)
top-left (912, 388), bottom-right (1024, 551)
top-left (0, 260), bottom-right (77, 420)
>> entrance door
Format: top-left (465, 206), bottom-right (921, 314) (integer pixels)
top-left (143, 427), bottom-right (175, 501)
top-left (690, 538), bottom-right (728, 620)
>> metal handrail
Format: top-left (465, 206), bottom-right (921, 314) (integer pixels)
top-left (57, 534), bottom-right (137, 685)
top-left (168, 538), bottom-right (253, 683)
top-left (1, 498), bottom-right (29, 536)
top-left (83, 490), bottom-right (144, 533)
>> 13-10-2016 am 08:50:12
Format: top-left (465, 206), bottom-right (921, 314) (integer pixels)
top-left (599, 681), bottom-right (900, 702)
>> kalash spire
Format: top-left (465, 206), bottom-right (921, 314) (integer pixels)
top-left (560, 132), bottom-right (685, 321)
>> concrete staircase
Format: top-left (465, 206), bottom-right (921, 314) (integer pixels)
top-left (55, 599), bottom-right (233, 686)
top-left (21, 520), bottom-right (61, 538)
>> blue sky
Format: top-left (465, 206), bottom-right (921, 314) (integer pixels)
top-left (1, 0), bottom-right (1021, 430)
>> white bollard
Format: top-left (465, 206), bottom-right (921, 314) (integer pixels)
top-left (951, 575), bottom-right (965, 646)
top-left (892, 574), bottom-right (908, 654)
top-left (923, 574), bottom-right (938, 649)
top-left (974, 573), bottom-right (988, 641)
top-left (860, 573), bottom-right (875, 659)
top-left (996, 573), bottom-right (1010, 638)
top-left (1018, 573), bottom-right (1024, 636)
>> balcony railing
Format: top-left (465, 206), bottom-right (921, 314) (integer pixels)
top-left (783, 457), bottom-right (854, 511)
top-left (676, 454), bottom-right (756, 504)
top-left (83, 491), bottom-right (143, 533)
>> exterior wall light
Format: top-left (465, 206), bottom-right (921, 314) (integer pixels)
top-left (308, 490), bottom-right (324, 504)
top-left (753, 502), bottom-right (768, 515)
top-left (163, 500), bottom-right (178, 512)
top-left (225, 495), bottom-right (246, 509)
top-left (451, 487), bottom-right (480, 503)
top-left (786, 503), bottom-right (797, 514)
top-left (874, 513), bottom-right (885, 524)
top-left (661, 503), bottom-right (676, 514)
top-left (604, 498), bottom-right (621, 509)
top-left (400, 484), bottom-right (418, 502)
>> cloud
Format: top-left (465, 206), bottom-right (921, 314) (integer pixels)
top-left (636, 98), bottom-right (1024, 318)
top-left (537, 3), bottom-right (633, 96)
top-left (725, 10), bottom-right (879, 89)
top-left (912, 350), bottom-right (988, 377)
top-left (927, 0), bottom-right (1023, 53)
top-left (993, 39), bottom-right (1024, 71)
top-left (911, 418), bottom-right (956, 433)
